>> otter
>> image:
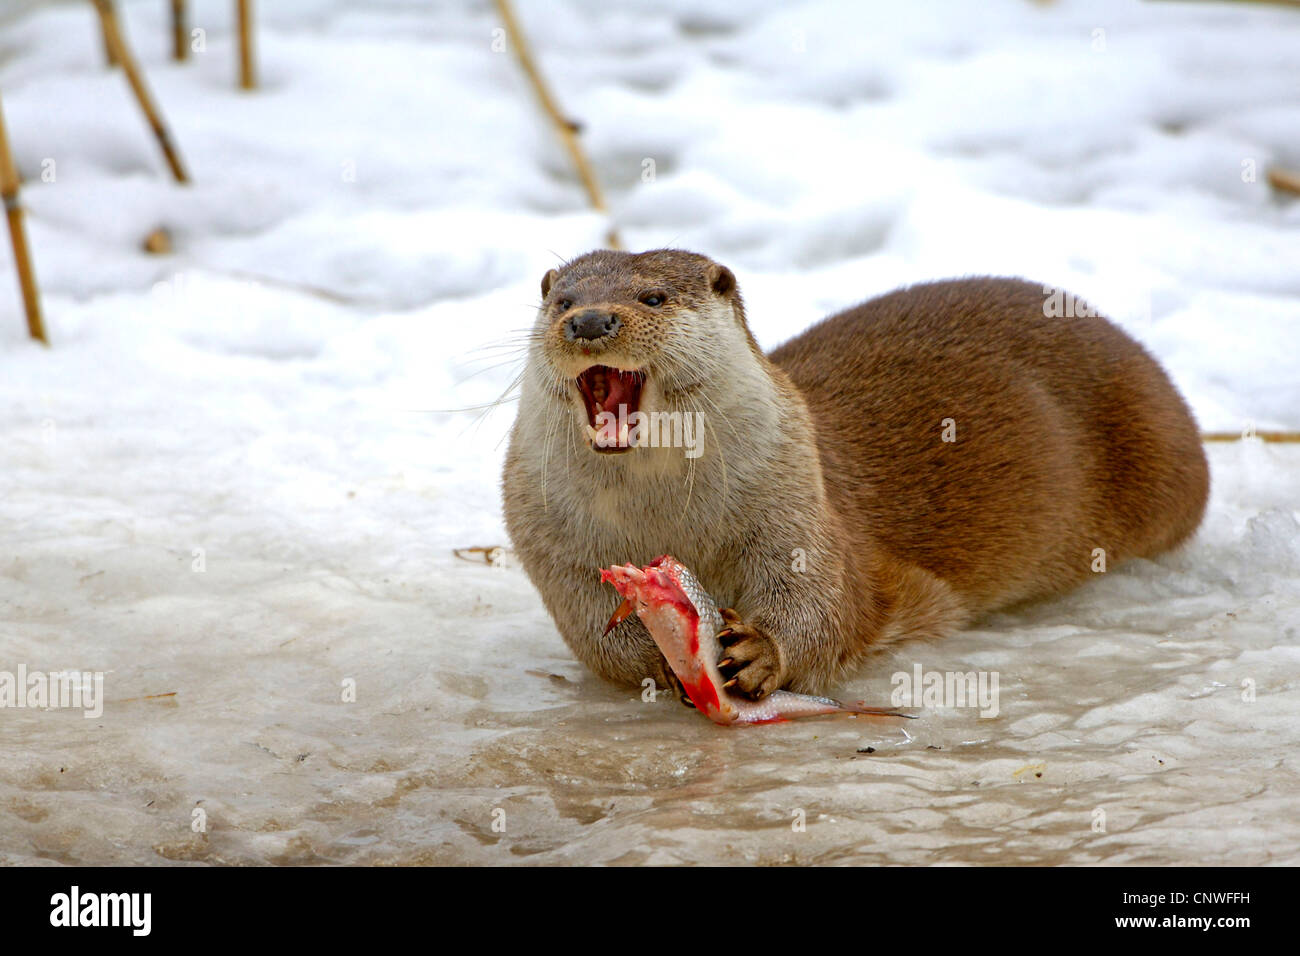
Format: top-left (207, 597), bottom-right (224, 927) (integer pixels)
top-left (501, 249), bottom-right (1209, 699)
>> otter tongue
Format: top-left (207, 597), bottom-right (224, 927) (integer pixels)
top-left (601, 371), bottom-right (630, 414)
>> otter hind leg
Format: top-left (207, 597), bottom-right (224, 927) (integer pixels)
top-left (872, 559), bottom-right (973, 648)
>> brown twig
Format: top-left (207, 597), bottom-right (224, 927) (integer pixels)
top-left (91, 0), bottom-right (189, 182)
top-left (1202, 431), bottom-right (1300, 443)
top-left (492, 0), bottom-right (621, 249)
top-left (0, 93), bottom-right (47, 345)
top-left (1266, 166), bottom-right (1300, 196)
top-left (171, 0), bottom-right (188, 61)
top-left (453, 545), bottom-right (511, 565)
top-left (237, 0), bottom-right (256, 90)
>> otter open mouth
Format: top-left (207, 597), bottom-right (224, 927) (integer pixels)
top-left (575, 365), bottom-right (645, 453)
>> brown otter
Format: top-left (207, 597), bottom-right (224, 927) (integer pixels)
top-left (501, 249), bottom-right (1209, 699)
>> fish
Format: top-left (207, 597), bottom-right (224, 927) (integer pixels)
top-left (600, 555), bottom-right (917, 726)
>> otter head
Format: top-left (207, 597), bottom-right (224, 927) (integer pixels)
top-left (533, 248), bottom-right (757, 455)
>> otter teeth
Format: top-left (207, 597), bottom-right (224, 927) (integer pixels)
top-left (584, 422), bottom-right (633, 448)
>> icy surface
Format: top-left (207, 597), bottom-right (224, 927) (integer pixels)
top-left (1, 0), bottom-right (1298, 864)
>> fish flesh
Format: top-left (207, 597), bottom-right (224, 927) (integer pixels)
top-left (601, 555), bottom-right (916, 726)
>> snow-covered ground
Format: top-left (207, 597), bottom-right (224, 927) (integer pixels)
top-left (1, 0), bottom-right (1297, 865)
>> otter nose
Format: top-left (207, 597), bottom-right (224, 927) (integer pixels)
top-left (565, 310), bottom-right (622, 342)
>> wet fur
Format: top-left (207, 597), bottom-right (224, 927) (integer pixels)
top-left (502, 250), bottom-right (1210, 695)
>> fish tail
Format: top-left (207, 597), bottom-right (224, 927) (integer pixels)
top-left (844, 702), bottom-right (917, 719)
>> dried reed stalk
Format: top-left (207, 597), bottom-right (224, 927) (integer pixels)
top-left (237, 0), bottom-right (256, 90)
top-left (91, 0), bottom-right (190, 182)
top-left (172, 0), bottom-right (188, 61)
top-left (91, 0), bottom-right (121, 66)
top-left (0, 94), bottom-right (48, 344)
top-left (492, 0), bottom-right (621, 249)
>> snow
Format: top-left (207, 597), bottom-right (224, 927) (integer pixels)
top-left (1, 0), bottom-right (1298, 864)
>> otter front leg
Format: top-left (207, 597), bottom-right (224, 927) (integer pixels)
top-left (716, 607), bottom-right (786, 699)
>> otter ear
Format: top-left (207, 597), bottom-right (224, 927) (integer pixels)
top-left (541, 268), bottom-right (560, 299)
top-left (707, 264), bottom-right (736, 297)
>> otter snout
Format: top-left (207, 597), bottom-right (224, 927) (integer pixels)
top-left (565, 309), bottom-right (622, 342)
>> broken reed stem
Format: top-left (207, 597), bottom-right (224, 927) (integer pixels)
top-left (171, 0), bottom-right (188, 61)
top-left (492, 0), bottom-right (622, 250)
top-left (237, 0), bottom-right (256, 90)
top-left (0, 94), bottom-right (47, 345)
top-left (1203, 431), bottom-right (1300, 443)
top-left (90, 0), bottom-right (189, 183)
top-left (114, 691), bottom-right (177, 703)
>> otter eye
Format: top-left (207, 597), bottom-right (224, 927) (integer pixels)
top-left (555, 298), bottom-right (573, 311)
top-left (640, 293), bottom-right (665, 307)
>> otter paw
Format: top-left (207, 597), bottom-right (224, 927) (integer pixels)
top-left (716, 614), bottom-right (782, 700)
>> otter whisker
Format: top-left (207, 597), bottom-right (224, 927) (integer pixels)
top-left (540, 366), bottom-right (566, 513)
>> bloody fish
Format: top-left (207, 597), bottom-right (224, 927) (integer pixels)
top-left (600, 555), bottom-right (917, 726)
